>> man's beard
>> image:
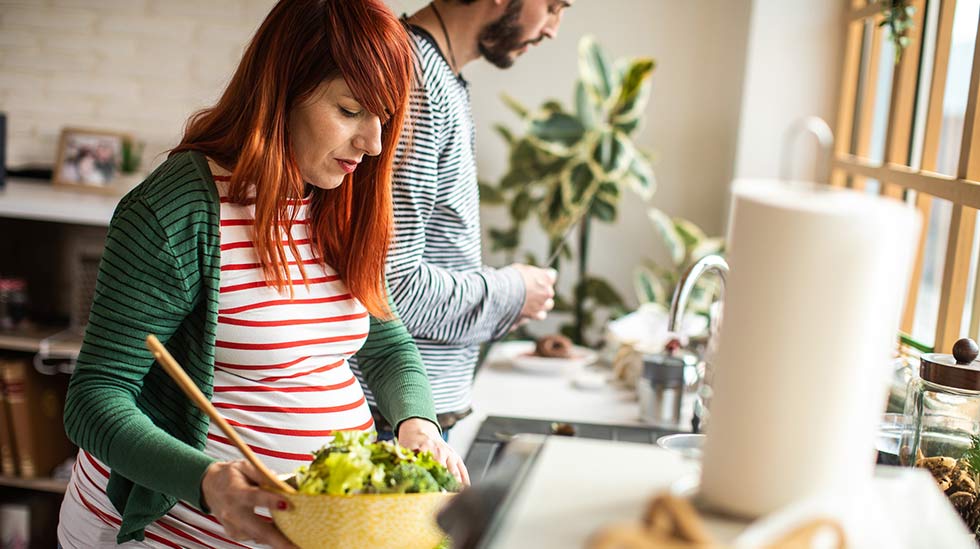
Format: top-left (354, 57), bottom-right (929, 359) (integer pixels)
top-left (477, 0), bottom-right (530, 69)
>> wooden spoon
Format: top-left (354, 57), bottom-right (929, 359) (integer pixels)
top-left (145, 334), bottom-right (296, 494)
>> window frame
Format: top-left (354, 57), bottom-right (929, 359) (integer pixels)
top-left (833, 0), bottom-right (980, 352)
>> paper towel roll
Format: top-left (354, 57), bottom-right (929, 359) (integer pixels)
top-left (699, 178), bottom-right (921, 518)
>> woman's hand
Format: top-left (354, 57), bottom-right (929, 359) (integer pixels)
top-left (201, 460), bottom-right (298, 549)
top-left (397, 418), bottom-right (471, 486)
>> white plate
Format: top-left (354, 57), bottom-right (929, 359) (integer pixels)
top-left (494, 340), bottom-right (597, 375)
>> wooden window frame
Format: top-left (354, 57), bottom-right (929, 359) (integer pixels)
top-left (833, 0), bottom-right (980, 352)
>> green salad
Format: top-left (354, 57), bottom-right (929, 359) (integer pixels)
top-left (294, 431), bottom-right (461, 495)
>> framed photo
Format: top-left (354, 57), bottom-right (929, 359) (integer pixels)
top-left (52, 128), bottom-right (129, 191)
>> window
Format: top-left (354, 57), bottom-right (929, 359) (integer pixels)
top-left (833, 0), bottom-right (980, 352)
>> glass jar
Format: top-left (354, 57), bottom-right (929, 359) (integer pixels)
top-left (901, 338), bottom-right (980, 466)
top-left (901, 338), bottom-right (980, 539)
top-left (0, 277), bottom-right (28, 331)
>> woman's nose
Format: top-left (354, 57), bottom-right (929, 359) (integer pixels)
top-left (355, 117), bottom-right (382, 157)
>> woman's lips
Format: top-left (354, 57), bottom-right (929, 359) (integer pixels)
top-left (337, 159), bottom-right (358, 174)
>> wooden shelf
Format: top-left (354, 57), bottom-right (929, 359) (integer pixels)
top-left (0, 475), bottom-right (68, 494)
top-left (0, 325), bottom-right (82, 356)
top-left (0, 178), bottom-right (124, 227)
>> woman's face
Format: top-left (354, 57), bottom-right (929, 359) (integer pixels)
top-left (289, 77), bottom-right (382, 190)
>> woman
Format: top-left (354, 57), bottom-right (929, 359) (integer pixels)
top-left (58, 1), bottom-right (467, 547)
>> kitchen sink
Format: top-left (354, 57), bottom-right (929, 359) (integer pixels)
top-left (463, 415), bottom-right (679, 483)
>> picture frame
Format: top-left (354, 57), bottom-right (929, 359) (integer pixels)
top-left (52, 127), bottom-right (130, 192)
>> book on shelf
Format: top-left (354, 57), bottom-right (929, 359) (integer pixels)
top-left (0, 357), bottom-right (74, 479)
top-left (0, 363), bottom-right (14, 476)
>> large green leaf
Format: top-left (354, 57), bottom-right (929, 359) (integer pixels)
top-left (595, 181), bottom-right (619, 203)
top-left (625, 153), bottom-right (656, 200)
top-left (478, 181), bottom-right (505, 204)
top-left (673, 217), bottom-right (707, 250)
top-left (541, 100), bottom-right (565, 114)
top-left (529, 111), bottom-right (586, 147)
top-left (648, 208), bottom-right (685, 266)
top-left (510, 190), bottom-right (532, 222)
top-left (691, 237), bottom-right (725, 261)
top-left (506, 138), bottom-right (567, 186)
top-left (489, 227), bottom-right (520, 252)
top-left (508, 139), bottom-right (539, 175)
top-left (566, 160), bottom-right (596, 204)
top-left (609, 58), bottom-right (655, 129)
top-left (583, 276), bottom-right (626, 309)
top-left (539, 174), bottom-right (573, 238)
top-left (587, 179), bottom-right (619, 223)
top-left (494, 124), bottom-right (516, 146)
top-left (578, 35), bottom-right (613, 104)
top-left (590, 195), bottom-right (616, 222)
top-left (499, 169), bottom-right (531, 191)
top-left (589, 131), bottom-right (633, 179)
top-left (634, 266), bottom-right (669, 306)
top-left (501, 93), bottom-right (530, 119)
top-left (575, 80), bottom-right (597, 130)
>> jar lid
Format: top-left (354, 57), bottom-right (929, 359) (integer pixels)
top-left (919, 338), bottom-right (980, 390)
top-left (641, 350), bottom-right (698, 385)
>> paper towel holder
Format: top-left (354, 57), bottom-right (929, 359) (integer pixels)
top-left (779, 116), bottom-right (834, 184)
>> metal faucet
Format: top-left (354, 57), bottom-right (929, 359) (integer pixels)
top-left (667, 254), bottom-right (729, 336)
top-left (666, 253), bottom-right (728, 432)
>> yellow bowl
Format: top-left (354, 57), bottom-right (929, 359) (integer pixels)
top-left (272, 491), bottom-right (456, 549)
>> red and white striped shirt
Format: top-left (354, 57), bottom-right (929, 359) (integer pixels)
top-left (59, 171), bottom-right (374, 548)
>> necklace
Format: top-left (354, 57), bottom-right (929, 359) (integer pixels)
top-left (430, 2), bottom-right (459, 73)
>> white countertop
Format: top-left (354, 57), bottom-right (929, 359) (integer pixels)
top-left (451, 342), bottom-right (974, 548)
top-left (451, 341), bottom-right (648, 458)
top-left (484, 437), bottom-right (975, 549)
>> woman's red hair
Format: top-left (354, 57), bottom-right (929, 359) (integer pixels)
top-left (172, 0), bottom-right (413, 319)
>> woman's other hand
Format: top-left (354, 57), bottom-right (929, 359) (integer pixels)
top-left (397, 418), bottom-right (471, 486)
top-left (201, 460), bottom-right (298, 549)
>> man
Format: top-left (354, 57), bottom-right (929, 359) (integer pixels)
top-left (353, 0), bottom-right (573, 438)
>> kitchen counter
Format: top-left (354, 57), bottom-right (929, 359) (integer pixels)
top-left (451, 341), bottom-right (650, 460)
top-left (474, 436), bottom-right (975, 548)
top-left (446, 343), bottom-right (975, 548)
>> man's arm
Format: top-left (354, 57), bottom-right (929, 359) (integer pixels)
top-left (386, 88), bottom-right (526, 346)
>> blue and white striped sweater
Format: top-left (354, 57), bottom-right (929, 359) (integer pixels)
top-left (352, 26), bottom-right (525, 419)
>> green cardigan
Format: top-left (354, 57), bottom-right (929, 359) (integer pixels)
top-left (64, 151), bottom-right (438, 543)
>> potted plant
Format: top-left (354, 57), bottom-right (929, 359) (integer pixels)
top-left (482, 36), bottom-right (656, 345)
top-left (115, 137), bottom-right (145, 189)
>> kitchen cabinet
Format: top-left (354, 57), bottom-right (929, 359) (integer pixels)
top-left (0, 178), bottom-right (116, 358)
top-left (0, 179), bottom-right (118, 499)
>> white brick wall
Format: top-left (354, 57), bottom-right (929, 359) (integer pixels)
top-left (0, 0), bottom-right (275, 168)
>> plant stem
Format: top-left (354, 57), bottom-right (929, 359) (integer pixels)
top-left (548, 239), bottom-right (560, 271)
top-left (573, 211), bottom-right (592, 345)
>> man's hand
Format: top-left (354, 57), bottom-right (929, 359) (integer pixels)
top-left (511, 264), bottom-right (557, 321)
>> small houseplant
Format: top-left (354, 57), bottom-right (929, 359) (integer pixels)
top-left (882, 0), bottom-right (915, 63)
top-left (633, 208), bottom-right (724, 315)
